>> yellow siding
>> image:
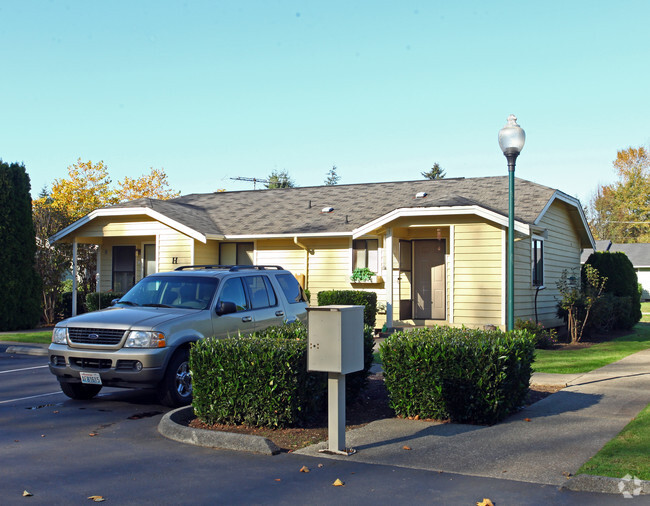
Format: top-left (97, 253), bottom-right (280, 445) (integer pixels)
top-left (158, 230), bottom-right (193, 272)
top-left (76, 216), bottom-right (171, 239)
top-left (453, 221), bottom-right (503, 327)
top-left (194, 240), bottom-right (219, 265)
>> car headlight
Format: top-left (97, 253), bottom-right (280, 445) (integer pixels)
top-left (52, 327), bottom-right (68, 344)
top-left (124, 331), bottom-right (166, 348)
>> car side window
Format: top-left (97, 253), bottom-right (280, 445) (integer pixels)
top-left (276, 273), bottom-right (306, 303)
top-left (243, 275), bottom-right (277, 309)
top-left (217, 277), bottom-right (249, 312)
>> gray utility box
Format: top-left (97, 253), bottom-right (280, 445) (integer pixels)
top-left (307, 305), bottom-right (364, 374)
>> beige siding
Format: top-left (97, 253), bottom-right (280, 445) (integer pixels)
top-left (158, 230), bottom-right (193, 272)
top-left (515, 200), bottom-right (581, 327)
top-left (194, 240), bottom-right (219, 266)
top-left (453, 221), bottom-right (503, 327)
top-left (76, 216), bottom-right (171, 239)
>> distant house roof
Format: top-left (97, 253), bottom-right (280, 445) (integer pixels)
top-left (581, 241), bottom-right (650, 268)
top-left (51, 176), bottom-right (594, 247)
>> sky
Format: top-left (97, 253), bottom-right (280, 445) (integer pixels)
top-left (1, 1), bottom-right (649, 208)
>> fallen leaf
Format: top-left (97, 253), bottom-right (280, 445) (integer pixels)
top-left (87, 496), bottom-right (105, 502)
top-left (274, 479), bottom-right (281, 482)
top-left (89, 432), bottom-right (98, 437)
top-left (299, 466), bottom-right (310, 473)
top-left (40, 435), bottom-right (45, 438)
top-left (318, 464), bottom-right (324, 468)
top-left (476, 499), bottom-right (494, 506)
top-left (524, 418), bottom-right (532, 422)
top-left (23, 490), bottom-right (33, 497)
top-left (414, 415), bottom-right (420, 420)
top-left (403, 446), bottom-right (412, 451)
top-left (332, 479), bottom-right (344, 487)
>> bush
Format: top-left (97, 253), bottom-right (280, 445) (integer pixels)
top-left (190, 321), bottom-right (374, 428)
top-left (379, 327), bottom-right (535, 425)
top-left (584, 252), bottom-right (641, 327)
top-left (85, 292), bottom-right (126, 312)
top-left (515, 318), bottom-right (557, 349)
top-left (56, 291), bottom-right (87, 319)
top-left (317, 290), bottom-right (378, 328)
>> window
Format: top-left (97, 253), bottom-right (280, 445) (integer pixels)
top-left (352, 239), bottom-right (379, 272)
top-left (219, 242), bottom-right (253, 265)
top-left (217, 277), bottom-right (249, 312)
top-left (243, 275), bottom-right (277, 309)
top-left (276, 273), bottom-right (307, 303)
top-left (113, 246), bottom-right (136, 292)
top-left (532, 238), bottom-right (544, 287)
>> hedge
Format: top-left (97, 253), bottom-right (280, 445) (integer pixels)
top-left (380, 327), bottom-right (535, 425)
top-left (86, 292), bottom-right (126, 312)
top-left (190, 321), bottom-right (374, 428)
top-left (317, 290), bottom-right (378, 328)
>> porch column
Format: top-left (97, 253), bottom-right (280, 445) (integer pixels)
top-left (385, 228), bottom-right (393, 329)
top-left (72, 239), bottom-right (78, 316)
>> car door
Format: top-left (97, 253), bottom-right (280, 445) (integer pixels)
top-left (242, 275), bottom-right (285, 332)
top-left (212, 276), bottom-right (256, 338)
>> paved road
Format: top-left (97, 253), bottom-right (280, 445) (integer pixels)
top-left (0, 346), bottom-right (625, 505)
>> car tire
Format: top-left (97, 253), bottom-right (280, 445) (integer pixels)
top-left (60, 381), bottom-right (102, 400)
top-left (157, 349), bottom-right (192, 408)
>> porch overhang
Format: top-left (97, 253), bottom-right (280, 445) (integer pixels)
top-left (49, 207), bottom-right (221, 245)
top-left (351, 205), bottom-right (531, 239)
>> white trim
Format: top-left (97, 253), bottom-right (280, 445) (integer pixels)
top-left (531, 234), bottom-right (545, 289)
top-left (385, 228), bottom-right (393, 328)
top-left (449, 225), bottom-right (455, 324)
top-left (224, 232), bottom-right (351, 240)
top-left (49, 207), bottom-right (218, 245)
top-left (352, 206), bottom-right (531, 239)
top-left (535, 191), bottom-right (596, 249)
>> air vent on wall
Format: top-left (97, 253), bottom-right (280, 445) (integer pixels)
top-left (415, 192), bottom-right (428, 199)
top-left (321, 207), bottom-right (334, 213)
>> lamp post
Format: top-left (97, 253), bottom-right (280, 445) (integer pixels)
top-left (499, 114), bottom-right (525, 331)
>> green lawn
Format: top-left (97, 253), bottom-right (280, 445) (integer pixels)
top-left (0, 331), bottom-right (52, 344)
top-left (533, 322), bottom-right (650, 374)
top-left (578, 402), bottom-right (650, 480)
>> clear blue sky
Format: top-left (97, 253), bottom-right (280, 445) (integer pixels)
top-left (2, 1), bottom-right (649, 208)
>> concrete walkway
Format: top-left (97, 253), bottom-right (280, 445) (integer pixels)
top-left (296, 348), bottom-right (650, 492)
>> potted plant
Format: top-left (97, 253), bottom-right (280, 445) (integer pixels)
top-left (350, 267), bottom-right (382, 283)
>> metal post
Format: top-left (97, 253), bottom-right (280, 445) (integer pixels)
top-left (506, 154), bottom-right (518, 331)
top-left (327, 372), bottom-right (346, 453)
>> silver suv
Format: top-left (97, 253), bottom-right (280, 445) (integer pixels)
top-left (48, 265), bottom-right (308, 406)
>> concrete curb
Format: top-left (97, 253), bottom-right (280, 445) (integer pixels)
top-left (158, 406), bottom-right (281, 455)
top-left (4, 345), bottom-right (48, 357)
top-left (562, 474), bottom-right (650, 496)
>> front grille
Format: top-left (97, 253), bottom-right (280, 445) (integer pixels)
top-left (68, 327), bottom-right (126, 345)
top-left (70, 357), bottom-right (112, 370)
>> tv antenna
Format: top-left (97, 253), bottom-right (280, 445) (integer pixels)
top-left (230, 177), bottom-right (269, 190)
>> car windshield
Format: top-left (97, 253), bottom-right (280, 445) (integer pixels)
top-left (118, 276), bottom-right (219, 310)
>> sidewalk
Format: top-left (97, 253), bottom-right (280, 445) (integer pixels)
top-left (295, 348), bottom-right (650, 492)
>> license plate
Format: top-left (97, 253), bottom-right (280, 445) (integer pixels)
top-left (80, 372), bottom-right (102, 385)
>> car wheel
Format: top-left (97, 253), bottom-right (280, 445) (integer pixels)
top-left (60, 381), bottom-right (102, 400)
top-left (157, 349), bottom-right (192, 407)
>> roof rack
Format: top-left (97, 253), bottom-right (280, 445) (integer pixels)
top-left (174, 264), bottom-right (284, 271)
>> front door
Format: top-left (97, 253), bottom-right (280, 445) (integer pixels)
top-left (112, 246), bottom-right (136, 292)
top-left (413, 240), bottom-right (446, 320)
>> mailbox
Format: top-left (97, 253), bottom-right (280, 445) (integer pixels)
top-left (307, 305), bottom-right (364, 375)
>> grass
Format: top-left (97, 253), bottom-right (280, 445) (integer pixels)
top-left (0, 331), bottom-right (52, 344)
top-left (533, 322), bottom-right (650, 374)
top-left (578, 402), bottom-right (650, 480)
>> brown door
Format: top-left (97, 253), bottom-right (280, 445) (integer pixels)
top-left (413, 240), bottom-right (446, 319)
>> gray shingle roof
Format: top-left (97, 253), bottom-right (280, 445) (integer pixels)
top-left (581, 241), bottom-right (650, 267)
top-left (111, 176), bottom-right (559, 237)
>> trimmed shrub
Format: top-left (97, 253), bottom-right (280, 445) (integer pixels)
top-left (584, 251), bottom-right (641, 328)
top-left (85, 292), bottom-right (126, 312)
top-left (56, 291), bottom-right (86, 319)
top-left (190, 321), bottom-right (374, 428)
top-left (515, 318), bottom-right (557, 349)
top-left (317, 290), bottom-right (377, 328)
top-left (380, 327), bottom-right (535, 425)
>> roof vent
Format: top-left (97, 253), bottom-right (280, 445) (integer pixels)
top-left (415, 192), bottom-right (428, 199)
top-left (321, 206), bottom-right (334, 213)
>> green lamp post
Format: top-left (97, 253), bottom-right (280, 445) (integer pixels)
top-left (499, 114), bottom-right (526, 331)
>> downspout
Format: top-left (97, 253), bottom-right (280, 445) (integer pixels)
top-left (293, 237), bottom-right (313, 292)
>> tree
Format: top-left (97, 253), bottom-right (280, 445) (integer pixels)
top-left (265, 170), bottom-right (296, 189)
top-left (117, 168), bottom-right (180, 202)
top-left (0, 161), bottom-right (42, 330)
top-left (421, 163), bottom-right (446, 180)
top-left (33, 189), bottom-right (72, 324)
top-left (324, 165), bottom-right (340, 185)
top-left (588, 147), bottom-right (650, 242)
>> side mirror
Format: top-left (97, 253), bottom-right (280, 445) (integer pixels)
top-left (215, 301), bottom-right (237, 316)
top-left (111, 298), bottom-right (120, 306)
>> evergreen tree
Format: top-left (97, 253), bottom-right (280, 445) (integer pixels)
top-left (324, 165), bottom-right (340, 185)
top-left (421, 163), bottom-right (446, 180)
top-left (0, 161), bottom-right (41, 330)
